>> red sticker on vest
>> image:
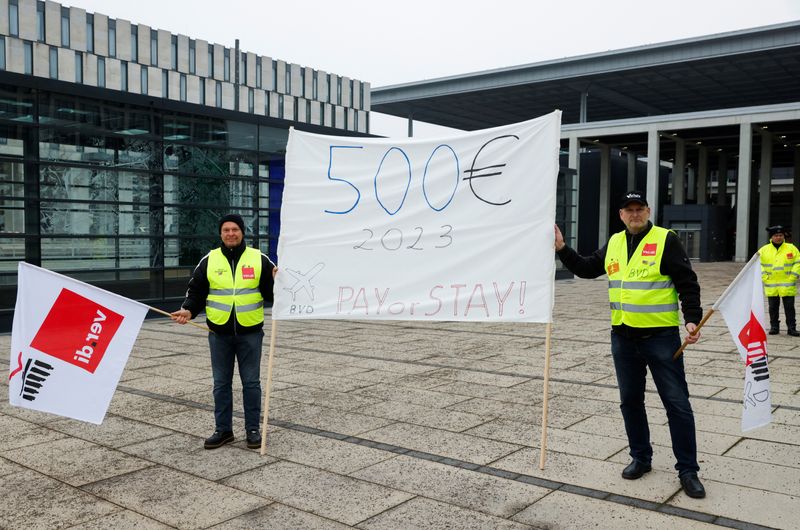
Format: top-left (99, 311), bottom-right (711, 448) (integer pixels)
top-left (642, 243), bottom-right (657, 256)
top-left (241, 266), bottom-right (255, 279)
top-left (788, 253), bottom-right (794, 259)
top-left (607, 260), bottom-right (620, 276)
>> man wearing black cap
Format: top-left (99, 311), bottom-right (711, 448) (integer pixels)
top-left (759, 225), bottom-right (800, 336)
top-left (554, 191), bottom-right (706, 498)
top-left (171, 214), bottom-right (275, 449)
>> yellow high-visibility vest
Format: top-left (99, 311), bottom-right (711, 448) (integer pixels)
top-left (205, 247), bottom-right (264, 326)
top-left (759, 242), bottom-right (800, 297)
top-left (605, 226), bottom-right (680, 327)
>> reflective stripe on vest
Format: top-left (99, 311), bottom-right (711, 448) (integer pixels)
top-left (206, 247), bottom-right (264, 327)
top-left (759, 242), bottom-right (800, 297)
top-left (605, 226), bottom-right (680, 328)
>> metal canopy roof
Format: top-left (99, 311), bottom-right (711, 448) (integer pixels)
top-left (371, 21), bottom-right (800, 132)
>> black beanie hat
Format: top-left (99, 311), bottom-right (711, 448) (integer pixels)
top-left (219, 214), bottom-right (245, 234)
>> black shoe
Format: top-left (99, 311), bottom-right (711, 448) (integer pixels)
top-left (680, 473), bottom-right (706, 498)
top-left (769, 328), bottom-right (779, 335)
top-left (788, 329), bottom-right (799, 337)
top-left (204, 430), bottom-right (234, 449)
top-left (621, 460), bottom-right (652, 480)
top-left (246, 429), bottom-right (262, 449)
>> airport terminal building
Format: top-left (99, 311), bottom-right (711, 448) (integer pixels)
top-left (372, 21), bottom-right (800, 264)
top-left (0, 0), bottom-right (371, 329)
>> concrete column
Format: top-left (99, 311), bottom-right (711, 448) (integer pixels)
top-left (407, 115), bottom-right (413, 138)
top-left (568, 135), bottom-right (581, 249)
top-left (793, 148), bottom-right (800, 245)
top-left (646, 129), bottom-right (661, 222)
top-left (735, 123), bottom-right (753, 262)
top-left (598, 144), bottom-right (611, 243)
top-left (627, 151), bottom-right (636, 190)
top-left (579, 90), bottom-right (588, 123)
top-left (717, 152), bottom-right (728, 206)
top-left (758, 131), bottom-right (773, 239)
top-left (697, 146), bottom-right (708, 205)
top-left (672, 138), bottom-right (686, 205)
top-left (687, 167), bottom-right (696, 202)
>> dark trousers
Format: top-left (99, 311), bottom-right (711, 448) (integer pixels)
top-left (208, 331), bottom-right (264, 432)
top-left (610, 328), bottom-right (699, 476)
top-left (768, 296), bottom-right (796, 330)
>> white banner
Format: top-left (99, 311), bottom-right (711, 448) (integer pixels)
top-left (713, 253), bottom-right (772, 431)
top-left (274, 111), bottom-right (562, 322)
top-left (9, 263), bottom-right (148, 424)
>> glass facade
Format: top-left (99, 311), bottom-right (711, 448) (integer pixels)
top-left (0, 83), bottom-right (287, 328)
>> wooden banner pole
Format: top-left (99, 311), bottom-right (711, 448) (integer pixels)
top-left (260, 319), bottom-right (278, 456)
top-left (539, 322), bottom-right (553, 470)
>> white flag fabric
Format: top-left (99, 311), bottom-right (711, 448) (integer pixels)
top-left (9, 262), bottom-right (148, 424)
top-left (712, 253), bottom-right (772, 431)
top-left (274, 111), bottom-right (562, 322)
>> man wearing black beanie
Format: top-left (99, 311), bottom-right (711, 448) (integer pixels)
top-left (171, 213), bottom-right (275, 449)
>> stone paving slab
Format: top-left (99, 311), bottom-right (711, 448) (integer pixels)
top-left (2, 261), bottom-right (799, 528)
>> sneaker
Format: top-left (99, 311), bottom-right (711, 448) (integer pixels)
top-left (204, 430), bottom-right (234, 449)
top-left (246, 429), bottom-right (262, 449)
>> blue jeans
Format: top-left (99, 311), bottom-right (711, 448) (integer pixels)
top-left (610, 328), bottom-right (699, 475)
top-left (208, 331), bottom-right (263, 432)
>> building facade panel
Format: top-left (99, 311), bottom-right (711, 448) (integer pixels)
top-left (18, 0), bottom-right (37, 41)
top-left (69, 7), bottom-right (86, 52)
top-left (268, 91), bottom-right (279, 117)
top-left (341, 76), bottom-right (351, 108)
top-left (0, 0), bottom-right (8, 35)
top-left (177, 34), bottom-right (188, 72)
top-left (137, 23), bottom-right (149, 65)
top-left (246, 52), bottom-right (256, 87)
top-left (316, 70), bottom-right (328, 104)
top-left (56, 46), bottom-right (73, 81)
top-left (44, 1), bottom-right (61, 46)
top-left (157, 29), bottom-right (170, 69)
top-left (212, 43), bottom-right (223, 81)
top-left (147, 65), bottom-right (161, 96)
top-left (222, 81), bottom-right (234, 109)
top-left (128, 61), bottom-right (141, 93)
top-left (168, 70), bottom-right (180, 100)
top-left (186, 74), bottom-right (199, 103)
top-left (284, 94), bottom-right (295, 120)
top-left (195, 39), bottom-right (208, 77)
top-left (84, 52), bottom-right (97, 86)
top-left (116, 19), bottom-right (131, 60)
top-left (105, 57), bottom-right (121, 90)
top-left (93, 13), bottom-right (108, 56)
top-left (254, 89), bottom-right (265, 116)
top-left (260, 55), bottom-right (273, 90)
top-left (32, 42), bottom-right (48, 77)
top-left (275, 60), bottom-right (286, 93)
top-left (290, 64), bottom-right (301, 97)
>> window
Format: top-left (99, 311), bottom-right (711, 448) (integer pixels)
top-left (285, 64), bottom-right (291, 94)
top-left (312, 70), bottom-right (318, 100)
top-left (121, 61), bottom-right (128, 91)
top-left (327, 73), bottom-right (333, 103)
top-left (37, 2), bottom-right (45, 42)
top-left (140, 66), bottom-right (148, 93)
top-left (208, 44), bottom-right (214, 78)
top-left (0, 37), bottom-right (6, 71)
top-left (49, 47), bottom-right (58, 79)
top-left (271, 60), bottom-right (277, 90)
top-left (359, 82), bottom-right (364, 109)
top-left (86, 14), bottom-right (94, 52)
top-left (354, 110), bottom-right (359, 131)
top-left (241, 53), bottom-right (247, 85)
top-left (162, 70), bottom-right (168, 98)
top-left (265, 92), bottom-right (270, 115)
top-left (278, 94), bottom-right (284, 119)
top-left (74, 51), bottom-right (82, 82)
top-left (337, 77), bottom-right (342, 105)
top-left (150, 29), bottom-right (158, 66)
top-left (9, 1), bottom-right (19, 37)
top-left (306, 100), bottom-right (311, 123)
top-left (349, 79), bottom-right (354, 107)
top-left (248, 88), bottom-right (254, 113)
top-left (255, 57), bottom-right (261, 88)
top-left (23, 41), bottom-right (32, 75)
top-left (170, 35), bottom-right (177, 69)
top-left (199, 78), bottom-right (205, 104)
top-left (300, 68), bottom-right (305, 97)
top-left (97, 57), bottom-right (105, 87)
top-left (223, 49), bottom-right (230, 81)
top-left (179, 74), bottom-right (186, 101)
top-left (61, 7), bottom-right (70, 47)
top-left (108, 20), bottom-right (116, 57)
top-left (188, 40), bottom-right (195, 74)
top-left (293, 97), bottom-right (298, 121)
top-left (130, 26), bottom-right (138, 62)
top-left (215, 81), bottom-right (222, 107)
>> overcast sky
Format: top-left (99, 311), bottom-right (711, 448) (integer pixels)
top-left (61, 0), bottom-right (800, 136)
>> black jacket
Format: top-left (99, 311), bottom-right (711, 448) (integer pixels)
top-left (556, 222), bottom-right (702, 337)
top-left (181, 241), bottom-right (275, 335)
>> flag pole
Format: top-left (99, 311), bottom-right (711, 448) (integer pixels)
top-left (672, 309), bottom-right (715, 360)
top-left (260, 318), bottom-right (278, 456)
top-left (147, 306), bottom-right (212, 332)
top-left (538, 321), bottom-right (553, 470)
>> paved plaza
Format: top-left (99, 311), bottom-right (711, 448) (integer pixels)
top-left (1, 262), bottom-right (799, 529)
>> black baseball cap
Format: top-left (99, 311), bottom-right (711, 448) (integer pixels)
top-left (620, 191), bottom-right (648, 209)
